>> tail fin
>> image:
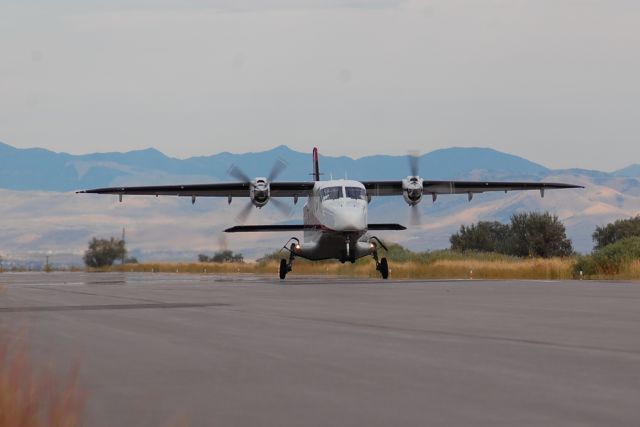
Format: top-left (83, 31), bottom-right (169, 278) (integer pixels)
top-left (312, 147), bottom-right (320, 181)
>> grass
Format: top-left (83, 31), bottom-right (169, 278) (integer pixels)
top-left (0, 329), bottom-right (85, 427)
top-left (95, 253), bottom-right (579, 280)
top-left (14, 244), bottom-right (632, 280)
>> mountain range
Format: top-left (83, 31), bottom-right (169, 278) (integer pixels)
top-left (1, 141), bottom-right (639, 265)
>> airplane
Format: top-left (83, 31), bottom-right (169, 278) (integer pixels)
top-left (78, 147), bottom-right (583, 280)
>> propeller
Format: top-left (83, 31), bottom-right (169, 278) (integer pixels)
top-left (217, 233), bottom-right (228, 252)
top-left (227, 158), bottom-right (292, 223)
top-left (407, 151), bottom-right (422, 226)
top-left (408, 150), bottom-right (420, 177)
top-left (410, 203), bottom-right (422, 226)
top-left (227, 164), bottom-right (251, 183)
top-left (270, 197), bottom-right (293, 217)
top-left (268, 158), bottom-right (287, 181)
top-left (236, 201), bottom-right (255, 223)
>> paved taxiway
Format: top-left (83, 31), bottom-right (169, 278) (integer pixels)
top-left (1, 273), bottom-right (639, 426)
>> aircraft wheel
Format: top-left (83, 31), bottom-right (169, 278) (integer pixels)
top-left (379, 257), bottom-right (389, 279)
top-left (279, 259), bottom-right (288, 280)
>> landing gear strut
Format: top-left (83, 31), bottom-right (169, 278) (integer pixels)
top-left (279, 259), bottom-right (290, 280)
top-left (279, 239), bottom-right (298, 280)
top-left (373, 251), bottom-right (389, 280)
top-left (370, 237), bottom-right (389, 280)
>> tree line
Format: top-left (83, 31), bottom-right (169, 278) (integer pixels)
top-left (451, 213), bottom-right (640, 275)
top-left (81, 214), bottom-right (640, 273)
top-left (451, 213), bottom-right (640, 251)
top-left (82, 237), bottom-right (244, 267)
top-left (198, 251), bottom-right (244, 263)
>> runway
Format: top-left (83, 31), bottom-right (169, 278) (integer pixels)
top-left (1, 272), bottom-right (639, 426)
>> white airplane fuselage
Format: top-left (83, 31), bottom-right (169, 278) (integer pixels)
top-left (296, 179), bottom-right (374, 262)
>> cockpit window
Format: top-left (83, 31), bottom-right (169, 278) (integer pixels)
top-left (345, 187), bottom-right (366, 200)
top-left (320, 186), bottom-right (343, 201)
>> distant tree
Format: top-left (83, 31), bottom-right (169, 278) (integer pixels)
top-left (198, 250), bottom-right (243, 263)
top-left (592, 216), bottom-right (640, 250)
top-left (450, 212), bottom-right (573, 258)
top-left (83, 237), bottom-right (126, 268)
top-left (506, 212), bottom-right (573, 258)
top-left (124, 256), bottom-right (139, 264)
top-left (450, 221), bottom-right (511, 253)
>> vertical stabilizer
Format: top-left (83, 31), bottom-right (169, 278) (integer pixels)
top-left (312, 147), bottom-right (320, 181)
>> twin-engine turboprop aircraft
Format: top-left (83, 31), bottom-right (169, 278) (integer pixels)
top-left (78, 148), bottom-right (582, 279)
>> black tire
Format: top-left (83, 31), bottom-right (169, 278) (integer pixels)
top-left (279, 259), bottom-right (288, 280)
top-left (379, 257), bottom-right (389, 279)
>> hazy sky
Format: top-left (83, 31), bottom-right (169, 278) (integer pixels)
top-left (1, 0), bottom-right (639, 170)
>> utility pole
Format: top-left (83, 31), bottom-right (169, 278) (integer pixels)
top-left (121, 227), bottom-right (126, 265)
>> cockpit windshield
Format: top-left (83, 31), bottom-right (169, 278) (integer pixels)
top-left (345, 187), bottom-right (366, 200)
top-left (320, 186), bottom-right (343, 201)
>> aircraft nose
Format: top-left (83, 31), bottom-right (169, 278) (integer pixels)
top-left (333, 206), bottom-right (366, 231)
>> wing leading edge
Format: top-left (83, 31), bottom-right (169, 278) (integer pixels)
top-left (362, 180), bottom-right (583, 197)
top-left (76, 181), bottom-right (316, 198)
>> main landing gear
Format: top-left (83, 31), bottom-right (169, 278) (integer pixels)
top-left (279, 238), bottom-right (298, 280)
top-left (279, 259), bottom-right (290, 280)
top-left (370, 236), bottom-right (389, 279)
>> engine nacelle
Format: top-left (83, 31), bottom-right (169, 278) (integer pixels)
top-left (402, 176), bottom-right (423, 206)
top-left (250, 177), bottom-right (270, 208)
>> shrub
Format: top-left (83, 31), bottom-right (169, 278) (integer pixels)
top-left (450, 221), bottom-right (511, 253)
top-left (576, 236), bottom-right (640, 275)
top-left (198, 250), bottom-right (243, 263)
top-left (83, 237), bottom-right (126, 268)
top-left (507, 212), bottom-right (573, 258)
top-left (592, 215), bottom-right (640, 249)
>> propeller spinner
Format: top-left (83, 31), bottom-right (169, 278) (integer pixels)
top-left (227, 158), bottom-right (292, 223)
top-left (402, 152), bottom-right (424, 226)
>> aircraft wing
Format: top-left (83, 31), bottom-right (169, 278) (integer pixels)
top-left (79, 179), bottom-right (582, 199)
top-left (77, 181), bottom-right (316, 198)
top-left (362, 180), bottom-right (583, 197)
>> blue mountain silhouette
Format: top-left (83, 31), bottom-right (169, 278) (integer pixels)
top-left (0, 141), bottom-right (577, 191)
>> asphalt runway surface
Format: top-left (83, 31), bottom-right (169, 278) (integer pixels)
top-left (1, 272), bottom-right (639, 426)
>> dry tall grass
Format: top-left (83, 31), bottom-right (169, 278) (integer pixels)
top-left (0, 331), bottom-right (84, 427)
top-left (583, 259), bottom-right (640, 280)
top-left (100, 257), bottom-right (577, 280)
top-left (624, 259), bottom-right (640, 278)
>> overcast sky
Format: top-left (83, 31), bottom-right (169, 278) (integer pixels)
top-left (1, 0), bottom-right (638, 170)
